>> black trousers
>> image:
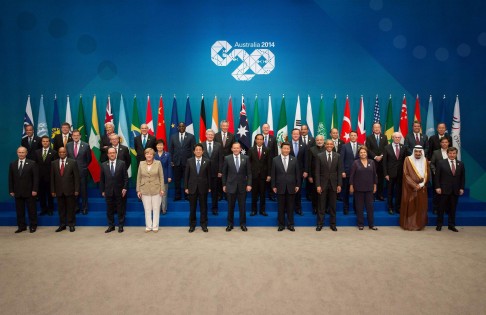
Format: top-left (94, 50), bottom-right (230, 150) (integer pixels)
top-left (354, 191), bottom-right (374, 227)
top-left (210, 176), bottom-right (219, 211)
top-left (317, 183), bottom-right (337, 227)
top-left (251, 178), bottom-right (266, 213)
top-left (38, 177), bottom-right (54, 212)
top-left (106, 195), bottom-right (124, 227)
top-left (437, 194), bottom-right (458, 227)
top-left (76, 172), bottom-right (88, 212)
top-left (386, 176), bottom-right (402, 211)
top-left (57, 194), bottom-right (76, 227)
top-left (227, 191), bottom-right (247, 226)
top-left (188, 188), bottom-right (208, 227)
top-left (15, 196), bottom-right (37, 229)
top-left (375, 160), bottom-right (385, 198)
top-left (277, 192), bottom-right (295, 227)
top-left (173, 165), bottom-right (187, 199)
top-left (341, 177), bottom-right (351, 211)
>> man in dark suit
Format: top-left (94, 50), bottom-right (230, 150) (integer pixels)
top-left (289, 128), bottom-right (308, 215)
top-left (170, 122), bottom-right (196, 201)
top-left (134, 123), bottom-right (157, 163)
top-left (435, 147), bottom-right (465, 232)
top-left (248, 134), bottom-right (271, 216)
top-left (403, 121), bottom-right (429, 156)
top-left (202, 129), bottom-right (223, 215)
top-left (272, 142), bottom-right (301, 231)
top-left (365, 122), bottom-right (388, 200)
top-left (340, 131), bottom-right (361, 215)
top-left (184, 143), bottom-right (211, 233)
top-left (21, 124), bottom-right (42, 160)
top-left (214, 120), bottom-right (236, 200)
top-left (430, 137), bottom-right (451, 214)
top-left (51, 147), bottom-right (80, 232)
top-left (315, 140), bottom-right (343, 231)
top-left (52, 122), bottom-right (73, 152)
top-left (223, 142), bottom-right (252, 232)
top-left (9, 146), bottom-right (39, 233)
top-left (329, 128), bottom-right (344, 153)
top-left (100, 122), bottom-right (115, 163)
top-left (300, 124), bottom-right (315, 201)
top-left (427, 122), bottom-right (452, 160)
top-left (262, 123), bottom-right (277, 201)
top-left (100, 147), bottom-right (128, 233)
top-left (308, 135), bottom-right (326, 214)
top-left (106, 133), bottom-right (131, 214)
top-left (383, 132), bottom-right (407, 215)
top-left (66, 129), bottom-right (91, 215)
top-left (34, 136), bottom-right (58, 216)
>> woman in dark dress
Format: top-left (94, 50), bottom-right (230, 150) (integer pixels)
top-left (349, 146), bottom-right (378, 230)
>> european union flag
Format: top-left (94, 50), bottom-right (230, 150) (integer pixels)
top-left (170, 96), bottom-right (179, 141)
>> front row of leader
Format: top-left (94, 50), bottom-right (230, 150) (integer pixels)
top-left (9, 136), bottom-right (464, 234)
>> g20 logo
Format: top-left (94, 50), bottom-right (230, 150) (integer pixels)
top-left (211, 40), bottom-right (275, 81)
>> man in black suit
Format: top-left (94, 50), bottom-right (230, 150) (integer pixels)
top-left (249, 134), bottom-right (271, 216)
top-left (430, 137), bottom-right (451, 214)
top-left (106, 133), bottom-right (131, 214)
top-left (170, 122), bottom-right (196, 201)
top-left (289, 128), bottom-right (308, 215)
top-left (223, 142), bottom-right (252, 232)
top-left (100, 122), bottom-right (115, 163)
top-left (51, 147), bottom-right (80, 232)
top-left (300, 124), bottom-right (315, 201)
top-left (272, 142), bottom-right (301, 231)
top-left (66, 129), bottom-right (91, 215)
top-left (383, 132), bottom-right (407, 215)
top-left (403, 120), bottom-right (429, 156)
top-left (340, 131), bottom-right (361, 215)
top-left (315, 140), bottom-right (343, 231)
top-left (262, 123), bottom-right (277, 201)
top-left (202, 129), bottom-right (223, 215)
top-left (365, 122), bottom-right (388, 200)
top-left (435, 147), bottom-right (465, 232)
top-left (308, 135), bottom-right (326, 214)
top-left (214, 120), bottom-right (236, 200)
top-left (427, 122), bottom-right (452, 160)
top-left (100, 147), bottom-right (128, 233)
top-left (134, 124), bottom-right (157, 164)
top-left (329, 128), bottom-right (344, 153)
top-left (9, 146), bottom-right (39, 233)
top-left (34, 136), bottom-right (58, 216)
top-left (184, 143), bottom-right (211, 233)
top-left (21, 124), bottom-right (42, 160)
top-left (52, 122), bottom-right (73, 152)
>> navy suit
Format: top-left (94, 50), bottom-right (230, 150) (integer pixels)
top-left (340, 141), bottom-right (361, 213)
top-left (435, 159), bottom-right (465, 227)
top-left (134, 134), bottom-right (157, 163)
top-left (100, 160), bottom-right (128, 228)
top-left (170, 132), bottom-right (196, 199)
top-left (222, 154), bottom-right (252, 226)
top-left (9, 159), bottom-right (39, 229)
top-left (66, 140), bottom-right (91, 213)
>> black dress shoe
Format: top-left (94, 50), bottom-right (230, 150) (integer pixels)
top-left (369, 226), bottom-right (378, 230)
top-left (278, 226), bottom-right (285, 232)
top-left (241, 226), bottom-right (248, 232)
top-left (358, 226), bottom-right (364, 230)
top-left (201, 226), bottom-right (208, 232)
top-left (105, 226), bottom-right (115, 233)
top-left (48, 210), bottom-right (54, 216)
top-left (296, 211), bottom-right (303, 216)
top-left (288, 226), bottom-right (295, 232)
top-left (69, 226), bottom-right (75, 232)
top-left (174, 197), bottom-right (181, 201)
top-left (15, 227), bottom-right (27, 233)
top-left (448, 226), bottom-right (459, 232)
top-left (118, 227), bottom-right (124, 233)
top-left (312, 209), bottom-right (317, 215)
top-left (188, 226), bottom-right (195, 233)
top-left (75, 209), bottom-right (81, 214)
top-left (55, 226), bottom-right (66, 232)
top-left (388, 209), bottom-right (394, 215)
top-left (39, 211), bottom-right (47, 216)
top-left (29, 226), bottom-right (37, 233)
top-left (436, 226), bottom-right (442, 231)
top-left (331, 226), bottom-right (337, 232)
top-left (260, 211), bottom-right (268, 216)
top-left (250, 211), bottom-right (257, 216)
top-left (432, 210), bottom-right (438, 215)
top-left (226, 225), bottom-right (233, 232)
top-left (316, 225), bottom-right (323, 231)
top-left (269, 196), bottom-right (276, 201)
top-left (378, 196), bottom-right (385, 201)
top-left (82, 210), bottom-right (88, 215)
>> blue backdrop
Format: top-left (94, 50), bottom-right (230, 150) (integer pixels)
top-left (1, 0), bottom-right (486, 200)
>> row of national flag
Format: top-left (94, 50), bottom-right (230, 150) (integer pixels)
top-left (21, 93), bottom-right (463, 179)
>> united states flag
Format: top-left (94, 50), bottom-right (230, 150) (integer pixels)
top-left (373, 95), bottom-right (380, 123)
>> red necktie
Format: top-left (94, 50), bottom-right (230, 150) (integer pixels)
top-left (451, 160), bottom-right (456, 175)
top-left (395, 144), bottom-right (400, 159)
top-left (258, 147), bottom-right (261, 159)
top-left (60, 160), bottom-right (65, 176)
top-left (415, 134), bottom-right (420, 144)
top-left (74, 142), bottom-right (78, 158)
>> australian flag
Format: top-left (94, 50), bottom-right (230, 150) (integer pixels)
top-left (236, 96), bottom-right (250, 155)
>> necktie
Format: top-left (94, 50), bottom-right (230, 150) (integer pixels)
top-left (223, 133), bottom-right (226, 147)
top-left (395, 144), bottom-right (400, 159)
top-left (303, 136), bottom-right (307, 144)
top-left (294, 142), bottom-right (299, 156)
top-left (60, 160), bottom-right (65, 176)
top-left (142, 136), bottom-right (147, 148)
top-left (283, 157), bottom-right (288, 172)
top-left (74, 142), bottom-right (78, 158)
top-left (451, 160), bottom-right (456, 175)
top-left (18, 160), bottom-right (23, 176)
top-left (415, 134), bottom-right (420, 144)
top-left (42, 149), bottom-right (47, 161)
top-left (110, 161), bottom-right (115, 176)
top-left (258, 147), bottom-right (261, 159)
top-left (235, 156), bottom-right (240, 172)
top-left (334, 140), bottom-right (338, 151)
top-left (376, 134), bottom-right (379, 145)
top-left (328, 153), bottom-right (332, 167)
top-left (208, 143), bottom-right (212, 156)
top-left (63, 135), bottom-right (67, 147)
top-left (264, 136), bottom-right (268, 147)
top-left (29, 137), bottom-right (32, 147)
top-left (196, 159), bottom-right (201, 174)
top-left (352, 143), bottom-right (356, 157)
top-left (180, 134), bottom-right (183, 144)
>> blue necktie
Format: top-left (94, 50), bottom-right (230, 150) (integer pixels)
top-left (110, 162), bottom-right (115, 176)
top-left (294, 142), bottom-right (299, 156)
top-left (196, 159), bottom-right (200, 174)
top-left (235, 156), bottom-right (240, 172)
top-left (265, 136), bottom-right (268, 147)
top-left (142, 136), bottom-right (147, 148)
